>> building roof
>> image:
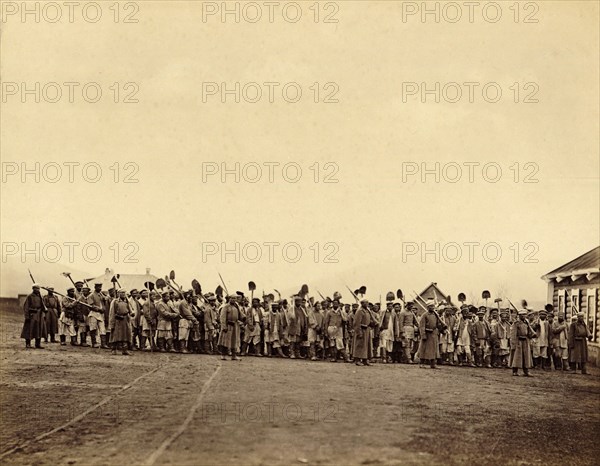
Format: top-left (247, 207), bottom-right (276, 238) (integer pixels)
top-left (87, 268), bottom-right (160, 292)
top-left (413, 282), bottom-right (452, 311)
top-left (541, 246), bottom-right (600, 282)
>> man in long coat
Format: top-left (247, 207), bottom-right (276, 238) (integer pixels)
top-left (510, 309), bottom-right (535, 376)
top-left (109, 289), bottom-right (133, 355)
top-left (42, 287), bottom-right (60, 343)
top-left (418, 300), bottom-right (443, 368)
top-left (218, 294), bottom-right (243, 360)
top-left (352, 298), bottom-right (371, 366)
top-left (21, 284), bottom-right (47, 349)
top-left (568, 312), bottom-right (592, 374)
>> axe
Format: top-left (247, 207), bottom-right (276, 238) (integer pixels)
top-left (61, 272), bottom-right (76, 287)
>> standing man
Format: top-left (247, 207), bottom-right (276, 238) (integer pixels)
top-left (21, 284), bottom-right (47, 349)
top-left (87, 283), bottom-right (109, 349)
top-left (352, 298), bottom-right (372, 366)
top-left (59, 288), bottom-right (78, 346)
top-left (109, 289), bottom-right (133, 355)
top-left (568, 312), bottom-right (592, 374)
top-left (418, 300), bottom-right (444, 369)
top-left (378, 301), bottom-right (395, 364)
top-left (455, 308), bottom-right (475, 367)
top-left (218, 294), bottom-right (242, 361)
top-left (324, 298), bottom-right (350, 362)
top-left (141, 291), bottom-right (159, 351)
top-left (178, 292), bottom-right (198, 354)
top-left (156, 290), bottom-right (180, 352)
top-left (397, 302), bottom-right (417, 364)
top-left (42, 287), bottom-right (60, 344)
top-left (76, 286), bottom-right (92, 347)
top-left (509, 309), bottom-right (535, 376)
top-left (473, 308), bottom-right (491, 368)
top-left (551, 312), bottom-right (570, 371)
top-left (307, 301), bottom-right (325, 361)
top-left (440, 305), bottom-right (457, 365)
top-left (242, 298), bottom-right (263, 357)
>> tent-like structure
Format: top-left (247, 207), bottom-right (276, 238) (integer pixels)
top-left (87, 268), bottom-right (160, 292)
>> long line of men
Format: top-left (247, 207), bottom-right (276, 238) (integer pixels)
top-left (21, 282), bottom-right (593, 375)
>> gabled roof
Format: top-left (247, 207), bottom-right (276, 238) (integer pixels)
top-left (414, 282), bottom-right (451, 311)
top-left (541, 246), bottom-right (600, 282)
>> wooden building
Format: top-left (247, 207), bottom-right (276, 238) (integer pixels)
top-left (541, 246), bottom-right (599, 364)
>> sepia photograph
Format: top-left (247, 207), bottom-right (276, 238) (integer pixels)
top-left (0, 1), bottom-right (599, 465)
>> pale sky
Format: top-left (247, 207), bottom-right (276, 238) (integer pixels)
top-left (1, 1), bottom-right (598, 304)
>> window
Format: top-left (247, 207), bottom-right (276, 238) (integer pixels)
top-left (587, 289), bottom-right (597, 343)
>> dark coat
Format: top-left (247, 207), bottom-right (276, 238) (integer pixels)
top-left (509, 320), bottom-right (535, 368)
top-left (21, 292), bottom-right (47, 340)
top-left (418, 311), bottom-right (441, 360)
top-left (109, 299), bottom-right (132, 343)
top-left (568, 321), bottom-right (591, 363)
top-left (218, 303), bottom-right (241, 349)
top-left (352, 307), bottom-right (371, 359)
top-left (43, 294), bottom-right (61, 335)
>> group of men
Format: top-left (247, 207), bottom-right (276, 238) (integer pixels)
top-left (21, 282), bottom-right (593, 375)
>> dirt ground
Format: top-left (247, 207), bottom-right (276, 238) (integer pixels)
top-left (1, 310), bottom-right (599, 466)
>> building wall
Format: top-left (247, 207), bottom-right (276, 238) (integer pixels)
top-left (551, 275), bottom-right (599, 365)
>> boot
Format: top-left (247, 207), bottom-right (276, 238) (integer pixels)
top-left (341, 349), bottom-right (351, 363)
top-left (79, 333), bottom-right (89, 347)
top-left (266, 343), bottom-right (272, 357)
top-left (157, 337), bottom-right (166, 352)
top-left (25, 339), bottom-right (32, 349)
top-left (121, 342), bottom-right (131, 356)
top-left (276, 346), bottom-right (287, 358)
top-left (562, 359), bottom-right (570, 371)
top-left (330, 348), bottom-right (338, 363)
top-left (253, 345), bottom-right (263, 357)
top-left (310, 343), bottom-right (317, 361)
top-left (139, 336), bottom-right (147, 351)
top-left (111, 343), bottom-right (117, 355)
top-left (60, 335), bottom-right (66, 346)
top-left (180, 341), bottom-right (190, 354)
top-left (100, 334), bottom-right (109, 349)
top-left (35, 338), bottom-right (44, 349)
top-left (166, 338), bottom-right (174, 352)
top-left (90, 331), bottom-right (98, 348)
top-left (581, 363), bottom-right (589, 375)
top-left (70, 336), bottom-right (78, 346)
top-left (289, 342), bottom-right (296, 359)
top-left (50, 334), bottom-right (57, 343)
top-left (241, 342), bottom-right (249, 356)
top-left (484, 355), bottom-right (492, 368)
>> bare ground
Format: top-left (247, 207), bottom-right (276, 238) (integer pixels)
top-left (1, 311), bottom-right (598, 466)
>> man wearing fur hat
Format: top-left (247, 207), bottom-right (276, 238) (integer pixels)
top-left (21, 284), bottom-right (47, 349)
top-left (568, 312), bottom-right (592, 374)
top-left (352, 298), bottom-right (372, 366)
top-left (509, 309), bottom-right (536, 376)
top-left (218, 294), bottom-right (243, 360)
top-left (532, 309), bottom-right (551, 370)
top-left (42, 287), bottom-right (60, 344)
top-left (417, 300), bottom-right (444, 369)
top-left (109, 289), bottom-right (133, 355)
top-left (550, 312), bottom-right (569, 371)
